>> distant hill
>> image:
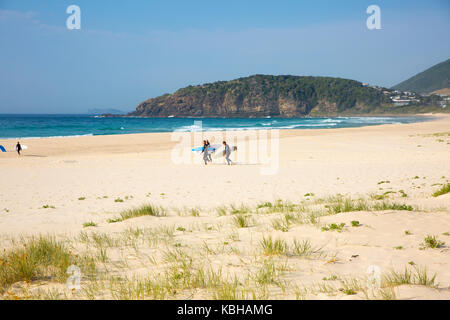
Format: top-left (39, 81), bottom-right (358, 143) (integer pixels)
top-left (129, 75), bottom-right (392, 118)
top-left (392, 59), bottom-right (450, 94)
top-left (88, 108), bottom-right (124, 115)
top-left (431, 88), bottom-right (450, 95)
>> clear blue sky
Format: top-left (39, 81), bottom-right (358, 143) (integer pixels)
top-left (0, 0), bottom-right (449, 113)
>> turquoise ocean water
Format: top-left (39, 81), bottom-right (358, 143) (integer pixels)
top-left (0, 114), bottom-right (429, 139)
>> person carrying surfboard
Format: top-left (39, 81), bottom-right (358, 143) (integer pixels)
top-left (205, 139), bottom-right (213, 162)
top-left (223, 141), bottom-right (232, 165)
top-left (201, 140), bottom-right (209, 165)
top-left (15, 141), bottom-right (22, 156)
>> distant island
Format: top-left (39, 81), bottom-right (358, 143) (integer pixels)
top-left (88, 108), bottom-right (125, 115)
top-left (105, 60), bottom-right (449, 118)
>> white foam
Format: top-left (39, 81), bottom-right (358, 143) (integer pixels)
top-left (0, 134), bottom-right (94, 140)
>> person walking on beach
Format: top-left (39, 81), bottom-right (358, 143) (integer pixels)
top-left (15, 141), bottom-right (22, 156)
top-left (201, 140), bottom-right (209, 165)
top-left (223, 141), bottom-right (232, 165)
top-left (206, 139), bottom-right (212, 162)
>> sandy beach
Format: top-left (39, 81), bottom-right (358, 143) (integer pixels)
top-left (0, 115), bottom-right (449, 300)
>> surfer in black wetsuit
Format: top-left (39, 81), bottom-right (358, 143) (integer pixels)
top-left (16, 141), bottom-right (22, 156)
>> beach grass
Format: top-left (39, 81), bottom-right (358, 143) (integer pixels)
top-left (382, 266), bottom-right (437, 288)
top-left (232, 214), bottom-right (252, 228)
top-left (0, 235), bottom-right (95, 293)
top-left (422, 235), bottom-right (445, 249)
top-left (260, 236), bottom-right (288, 255)
top-left (109, 204), bottom-right (166, 223)
top-left (82, 221), bottom-right (97, 228)
top-left (432, 183), bottom-right (450, 197)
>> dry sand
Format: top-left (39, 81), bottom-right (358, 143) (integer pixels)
top-left (0, 114), bottom-right (449, 299)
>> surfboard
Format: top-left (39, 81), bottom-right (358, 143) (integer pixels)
top-left (191, 144), bottom-right (220, 153)
top-left (0, 145), bottom-right (6, 152)
top-left (213, 145), bottom-right (237, 158)
top-left (15, 145), bottom-right (28, 151)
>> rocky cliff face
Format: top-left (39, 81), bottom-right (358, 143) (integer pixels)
top-left (129, 75), bottom-right (390, 117)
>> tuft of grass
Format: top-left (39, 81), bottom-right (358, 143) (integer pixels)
top-left (212, 279), bottom-right (248, 300)
top-left (383, 266), bottom-right (437, 288)
top-left (422, 235), bottom-right (445, 249)
top-left (190, 208), bottom-right (200, 217)
top-left (114, 198), bottom-right (124, 203)
top-left (404, 230), bottom-right (411, 235)
top-left (339, 278), bottom-right (363, 295)
top-left (377, 180), bottom-right (390, 185)
top-left (321, 223), bottom-right (345, 232)
top-left (292, 239), bottom-right (323, 258)
top-left (271, 213), bottom-right (300, 232)
top-left (111, 204), bottom-right (166, 222)
top-left (78, 197), bottom-right (86, 201)
top-left (107, 217), bottom-right (122, 224)
top-left (351, 220), bottom-right (360, 227)
top-left (432, 183), bottom-right (450, 197)
top-left (0, 236), bottom-right (95, 293)
top-left (42, 205), bottom-right (55, 209)
top-left (83, 221), bottom-right (97, 228)
top-left (414, 266), bottom-right (437, 286)
top-left (398, 190), bottom-right (407, 198)
top-left (271, 217), bottom-right (290, 232)
top-left (257, 202), bottom-right (273, 209)
top-left (382, 267), bottom-right (413, 286)
top-left (260, 236), bottom-right (287, 255)
top-left (232, 215), bottom-right (251, 228)
top-left (229, 204), bottom-right (250, 215)
top-left (322, 275), bottom-right (339, 281)
top-left (326, 197), bottom-right (369, 214)
top-left (216, 206), bottom-right (228, 216)
top-left (372, 202), bottom-right (413, 211)
top-left (252, 259), bottom-right (280, 285)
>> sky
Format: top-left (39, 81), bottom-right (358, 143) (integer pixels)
top-left (0, 0), bottom-right (449, 114)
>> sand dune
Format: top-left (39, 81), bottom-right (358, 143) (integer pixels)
top-left (0, 115), bottom-right (449, 300)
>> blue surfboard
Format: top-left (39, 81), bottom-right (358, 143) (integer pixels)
top-left (0, 145), bottom-right (6, 152)
top-left (192, 146), bottom-right (217, 152)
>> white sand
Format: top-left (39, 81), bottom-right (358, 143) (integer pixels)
top-left (0, 114), bottom-right (449, 299)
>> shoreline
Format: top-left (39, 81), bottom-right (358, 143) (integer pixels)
top-left (0, 113), bottom-right (441, 142)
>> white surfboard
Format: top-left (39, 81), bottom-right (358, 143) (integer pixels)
top-left (213, 145), bottom-right (237, 159)
top-left (16, 145), bottom-right (28, 151)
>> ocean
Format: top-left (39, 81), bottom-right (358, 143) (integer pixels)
top-left (0, 114), bottom-right (429, 139)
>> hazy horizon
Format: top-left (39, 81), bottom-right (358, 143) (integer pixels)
top-left (1, 0), bottom-right (449, 114)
